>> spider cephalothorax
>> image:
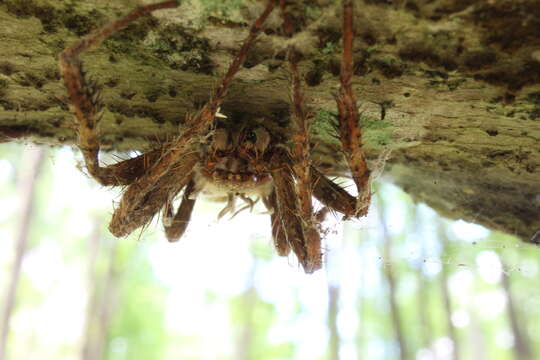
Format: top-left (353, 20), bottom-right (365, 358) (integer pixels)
top-left (198, 119), bottom-right (275, 195)
top-left (60, 0), bottom-right (371, 273)
top-left (159, 116), bottom-right (280, 241)
top-left (190, 118), bottom-right (278, 216)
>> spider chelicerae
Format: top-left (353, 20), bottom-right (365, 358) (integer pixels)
top-left (59, 0), bottom-right (371, 273)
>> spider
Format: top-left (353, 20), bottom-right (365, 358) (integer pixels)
top-left (59, 0), bottom-right (371, 274)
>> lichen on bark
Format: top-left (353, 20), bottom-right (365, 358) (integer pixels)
top-left (0, 0), bottom-right (539, 242)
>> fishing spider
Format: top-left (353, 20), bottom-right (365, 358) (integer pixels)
top-left (59, 0), bottom-right (371, 273)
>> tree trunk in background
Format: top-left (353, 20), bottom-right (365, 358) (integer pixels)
top-left (499, 257), bottom-right (533, 360)
top-left (327, 285), bottom-right (340, 360)
top-left (0, 0), bottom-right (539, 242)
top-left (80, 224), bottom-right (120, 360)
top-left (235, 261), bottom-right (257, 360)
top-left (81, 217), bottom-right (105, 360)
top-left (377, 195), bottom-right (409, 360)
top-left (356, 243), bottom-right (366, 360)
top-left (410, 205), bottom-right (433, 351)
top-left (95, 238), bottom-right (120, 359)
top-left (438, 223), bottom-right (460, 360)
top-left (468, 311), bottom-right (488, 360)
top-left (416, 250), bottom-right (433, 351)
top-left (0, 147), bottom-right (46, 360)
top-left (413, 207), bottom-right (433, 353)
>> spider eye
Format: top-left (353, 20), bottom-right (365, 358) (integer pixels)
top-left (245, 131), bottom-right (257, 143)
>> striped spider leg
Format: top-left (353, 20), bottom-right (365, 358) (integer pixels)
top-left (59, 0), bottom-right (277, 239)
top-left (59, 0), bottom-right (369, 274)
top-left (268, 0), bottom-right (371, 273)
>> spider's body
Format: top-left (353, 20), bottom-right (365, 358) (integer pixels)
top-left (192, 119), bottom-right (276, 216)
top-left (197, 121), bottom-right (274, 196)
top-left (60, 0), bottom-right (372, 273)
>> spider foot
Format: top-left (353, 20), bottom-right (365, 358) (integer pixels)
top-left (355, 186), bottom-right (372, 218)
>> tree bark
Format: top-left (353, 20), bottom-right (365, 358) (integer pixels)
top-left (0, 0), bottom-right (539, 241)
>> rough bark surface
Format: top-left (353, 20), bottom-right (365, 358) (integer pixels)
top-left (0, 0), bottom-right (539, 241)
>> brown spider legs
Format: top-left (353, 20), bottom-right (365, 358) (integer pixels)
top-left (60, 0), bottom-right (370, 274)
top-left (271, 0), bottom-right (371, 273)
top-left (59, 1), bottom-right (180, 186)
top-left (164, 178), bottom-right (196, 241)
top-left (60, 0), bottom-right (277, 237)
top-left (336, 0), bottom-right (372, 216)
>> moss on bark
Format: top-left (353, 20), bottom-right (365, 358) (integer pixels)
top-left (0, 0), bottom-right (539, 241)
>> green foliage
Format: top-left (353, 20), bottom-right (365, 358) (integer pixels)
top-left (229, 288), bottom-right (295, 359)
top-left (313, 110), bottom-right (394, 147)
top-left (312, 108), bottom-right (339, 144)
top-left (305, 5), bottom-right (322, 21)
top-left (321, 41), bottom-right (338, 56)
top-left (106, 243), bottom-right (169, 360)
top-left (1, 144), bottom-right (539, 360)
top-left (0, 78), bottom-right (9, 92)
top-left (199, 0), bottom-right (245, 21)
top-left (360, 115), bottom-right (393, 146)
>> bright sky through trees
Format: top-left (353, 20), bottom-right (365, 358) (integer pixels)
top-left (0, 143), bottom-right (539, 360)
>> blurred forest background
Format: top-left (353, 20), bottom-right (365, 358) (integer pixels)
top-left (0, 143), bottom-right (539, 360)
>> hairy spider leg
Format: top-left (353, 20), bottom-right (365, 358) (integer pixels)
top-left (109, 1), bottom-right (276, 237)
top-left (272, 0), bottom-right (371, 272)
top-left (334, 0), bottom-right (372, 216)
top-left (277, 0), bottom-right (322, 273)
top-left (59, 1), bottom-right (180, 186)
top-left (267, 191), bottom-right (291, 256)
top-left (307, 1), bottom-right (371, 219)
top-left (310, 167), bottom-right (356, 216)
top-left (164, 178), bottom-right (196, 242)
top-left (269, 150), bottom-right (308, 266)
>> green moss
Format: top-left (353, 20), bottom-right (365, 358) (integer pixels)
top-left (370, 56), bottom-right (405, 78)
top-left (304, 41), bottom-right (342, 86)
top-left (313, 109), bottom-right (339, 144)
top-left (105, 17), bottom-right (157, 56)
top-left (526, 91), bottom-right (540, 105)
top-left (62, 11), bottom-right (99, 36)
top-left (3, 0), bottom-right (58, 32)
top-left (143, 87), bottom-right (166, 103)
top-left (321, 41), bottom-right (338, 56)
top-left (3, 0), bottom-right (38, 18)
top-left (199, 0), bottom-right (245, 22)
top-left (360, 115), bottom-right (393, 146)
top-left (399, 30), bottom-right (461, 71)
top-left (0, 78), bottom-right (9, 97)
top-left (305, 5), bottom-right (322, 21)
top-left (365, 130), bottom-right (392, 146)
top-left (17, 72), bottom-right (45, 88)
top-left (312, 111), bottom-right (394, 147)
top-left (359, 115), bottom-right (389, 129)
top-left (145, 24), bottom-right (214, 74)
top-left (428, 77), bottom-right (466, 91)
top-left (447, 78), bottom-right (466, 91)
top-left (2, 0), bottom-right (106, 35)
top-left (0, 78), bottom-right (8, 89)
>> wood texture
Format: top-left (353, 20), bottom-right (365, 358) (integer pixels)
top-left (0, 0), bottom-right (539, 241)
